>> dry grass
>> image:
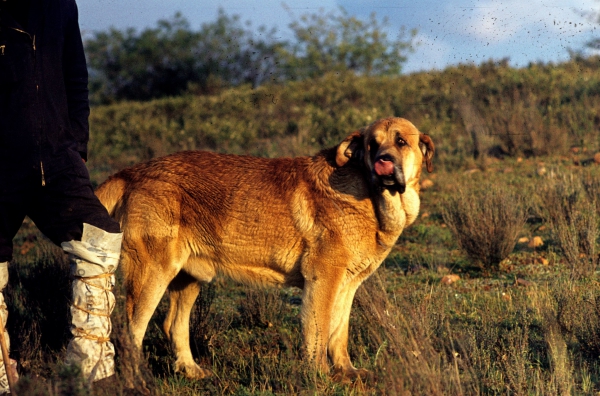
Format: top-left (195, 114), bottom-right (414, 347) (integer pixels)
top-left (441, 181), bottom-right (530, 271)
top-left (2, 164), bottom-right (599, 395)
top-left (353, 272), bottom-right (479, 395)
top-left (539, 172), bottom-right (600, 278)
top-left (7, 232), bottom-right (600, 394)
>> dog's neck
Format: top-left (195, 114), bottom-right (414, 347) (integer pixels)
top-left (311, 149), bottom-right (420, 249)
top-left (310, 149), bottom-right (370, 200)
top-left (373, 183), bottom-right (420, 249)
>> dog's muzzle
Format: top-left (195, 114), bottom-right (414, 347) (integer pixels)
top-left (372, 154), bottom-right (406, 193)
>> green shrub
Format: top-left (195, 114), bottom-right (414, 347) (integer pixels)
top-left (442, 182), bottom-right (529, 271)
top-left (88, 57), bottom-right (600, 184)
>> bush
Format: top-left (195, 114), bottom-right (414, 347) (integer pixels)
top-left (442, 182), bottom-right (529, 271)
top-left (85, 8), bottom-right (415, 103)
top-left (539, 172), bottom-right (600, 278)
top-left (87, 57), bottom-right (600, 184)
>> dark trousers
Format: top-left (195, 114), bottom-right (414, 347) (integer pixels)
top-left (0, 165), bottom-right (120, 262)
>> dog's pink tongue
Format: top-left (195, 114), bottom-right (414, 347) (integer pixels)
top-left (374, 159), bottom-right (394, 176)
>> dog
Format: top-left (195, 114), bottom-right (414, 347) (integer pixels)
top-left (95, 117), bottom-right (434, 381)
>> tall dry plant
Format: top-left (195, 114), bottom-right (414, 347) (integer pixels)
top-left (353, 272), bottom-right (479, 395)
top-left (582, 170), bottom-right (600, 215)
top-left (540, 172), bottom-right (600, 278)
top-left (484, 90), bottom-right (568, 157)
top-left (441, 182), bottom-right (529, 271)
top-left (454, 95), bottom-right (492, 161)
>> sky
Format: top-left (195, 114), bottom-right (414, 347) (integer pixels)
top-left (79, 0), bottom-right (600, 74)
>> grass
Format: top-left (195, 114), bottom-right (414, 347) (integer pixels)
top-left (539, 171), bottom-right (600, 278)
top-left (4, 60), bottom-right (600, 394)
top-left (4, 156), bottom-right (600, 395)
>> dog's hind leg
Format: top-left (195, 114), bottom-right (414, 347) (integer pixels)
top-left (164, 272), bottom-right (212, 379)
top-left (123, 246), bottom-right (181, 353)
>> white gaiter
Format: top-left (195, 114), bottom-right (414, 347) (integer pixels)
top-left (61, 223), bottom-right (122, 383)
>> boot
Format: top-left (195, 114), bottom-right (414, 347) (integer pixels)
top-left (0, 262), bottom-right (17, 395)
top-left (61, 223), bottom-right (122, 383)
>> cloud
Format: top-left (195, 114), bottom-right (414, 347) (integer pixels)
top-left (455, 0), bottom-right (597, 44)
top-left (80, 0), bottom-right (600, 73)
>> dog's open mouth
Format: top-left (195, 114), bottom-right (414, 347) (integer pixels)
top-left (373, 157), bottom-right (406, 193)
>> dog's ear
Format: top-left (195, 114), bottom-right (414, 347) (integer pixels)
top-left (336, 131), bottom-right (364, 167)
top-left (419, 134), bottom-right (435, 173)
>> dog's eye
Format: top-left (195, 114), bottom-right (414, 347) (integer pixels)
top-left (396, 136), bottom-right (407, 146)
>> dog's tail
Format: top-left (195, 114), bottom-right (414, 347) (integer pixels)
top-left (95, 175), bottom-right (127, 218)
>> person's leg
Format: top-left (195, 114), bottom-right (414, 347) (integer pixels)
top-left (29, 165), bottom-right (122, 383)
top-left (29, 162), bottom-right (120, 244)
top-left (0, 181), bottom-right (31, 393)
top-left (0, 185), bottom-right (30, 265)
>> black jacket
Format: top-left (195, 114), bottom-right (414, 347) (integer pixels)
top-left (0, 0), bottom-right (90, 186)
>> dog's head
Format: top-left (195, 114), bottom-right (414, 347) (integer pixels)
top-left (335, 117), bottom-right (434, 194)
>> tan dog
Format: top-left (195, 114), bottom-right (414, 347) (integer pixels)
top-left (95, 117), bottom-right (434, 381)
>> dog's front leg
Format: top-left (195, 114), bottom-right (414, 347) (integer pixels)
top-left (300, 265), bottom-right (346, 373)
top-left (328, 280), bottom-right (371, 383)
top-left (327, 283), bottom-right (356, 370)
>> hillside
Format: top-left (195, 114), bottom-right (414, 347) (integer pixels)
top-left (88, 57), bottom-right (600, 183)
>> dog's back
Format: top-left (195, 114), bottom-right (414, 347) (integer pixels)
top-left (96, 149), bottom-right (376, 289)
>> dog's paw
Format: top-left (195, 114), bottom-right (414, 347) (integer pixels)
top-left (332, 367), bottom-right (371, 384)
top-left (174, 360), bottom-right (213, 380)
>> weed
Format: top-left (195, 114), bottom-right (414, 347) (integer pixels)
top-left (442, 181), bottom-right (529, 271)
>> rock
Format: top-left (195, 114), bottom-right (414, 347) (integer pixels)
top-left (420, 179), bottom-right (434, 190)
top-left (536, 165), bottom-right (547, 176)
top-left (441, 274), bottom-right (460, 285)
top-left (528, 236), bottom-right (544, 248)
top-left (538, 257), bottom-right (549, 266)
